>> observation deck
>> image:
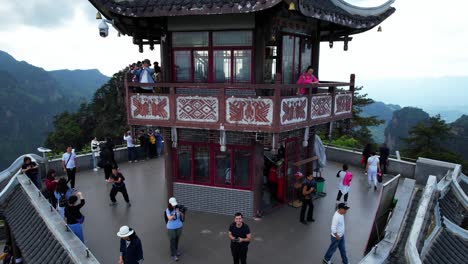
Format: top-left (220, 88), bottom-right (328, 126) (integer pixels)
top-left (79, 158), bottom-right (386, 264)
top-left (125, 75), bottom-right (354, 132)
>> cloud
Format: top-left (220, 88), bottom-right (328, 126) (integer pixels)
top-left (0, 0), bottom-right (95, 29)
top-left (0, 5), bottom-right (160, 76)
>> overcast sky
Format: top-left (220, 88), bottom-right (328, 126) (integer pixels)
top-left (0, 0), bottom-right (467, 107)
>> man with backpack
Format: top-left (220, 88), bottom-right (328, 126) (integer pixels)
top-left (300, 174), bottom-right (316, 225)
top-left (336, 164), bottom-right (352, 206)
top-left (109, 167), bottom-right (131, 207)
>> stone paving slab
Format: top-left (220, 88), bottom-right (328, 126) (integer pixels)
top-left (77, 158), bottom-right (393, 264)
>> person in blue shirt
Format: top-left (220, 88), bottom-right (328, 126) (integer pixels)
top-left (166, 197), bottom-right (185, 262)
top-left (117, 226), bottom-right (143, 264)
top-left (131, 59), bottom-right (155, 92)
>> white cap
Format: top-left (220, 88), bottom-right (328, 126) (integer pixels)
top-left (169, 197), bottom-right (178, 206)
top-left (117, 226), bottom-right (134, 237)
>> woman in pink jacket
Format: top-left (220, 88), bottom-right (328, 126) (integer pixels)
top-left (296, 66), bottom-right (319, 95)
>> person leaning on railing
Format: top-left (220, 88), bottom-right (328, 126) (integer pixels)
top-left (296, 66), bottom-right (319, 96)
top-left (131, 59), bottom-right (155, 93)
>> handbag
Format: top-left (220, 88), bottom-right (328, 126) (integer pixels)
top-left (377, 172), bottom-right (383, 183)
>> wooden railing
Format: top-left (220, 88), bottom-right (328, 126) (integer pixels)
top-left (125, 74), bottom-right (355, 133)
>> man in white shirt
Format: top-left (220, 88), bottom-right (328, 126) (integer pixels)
top-left (323, 203), bottom-right (349, 264)
top-left (365, 152), bottom-right (381, 191)
top-left (62, 146), bottom-right (78, 188)
top-left (123, 131), bottom-right (138, 163)
top-left (91, 137), bottom-right (101, 171)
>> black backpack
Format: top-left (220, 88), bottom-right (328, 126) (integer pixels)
top-left (58, 193), bottom-right (67, 208)
top-left (164, 209), bottom-right (184, 223)
top-left (164, 210), bottom-right (169, 224)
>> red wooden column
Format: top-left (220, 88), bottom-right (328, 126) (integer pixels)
top-left (219, 86), bottom-right (226, 128)
top-left (169, 86), bottom-right (176, 123)
top-left (273, 74), bottom-right (282, 133)
top-left (125, 74), bottom-right (131, 125)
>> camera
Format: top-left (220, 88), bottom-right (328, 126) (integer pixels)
top-left (176, 205), bottom-right (187, 213)
top-left (98, 20), bottom-right (109, 38)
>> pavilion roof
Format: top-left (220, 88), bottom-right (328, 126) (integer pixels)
top-left (89, 0), bottom-right (395, 29)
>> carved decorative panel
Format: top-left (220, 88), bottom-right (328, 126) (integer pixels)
top-left (130, 95), bottom-right (169, 120)
top-left (226, 98), bottom-right (273, 125)
top-left (280, 97), bottom-right (308, 125)
top-left (311, 95), bottom-right (332, 120)
top-left (335, 93), bottom-right (353, 115)
top-left (177, 96), bottom-right (219, 123)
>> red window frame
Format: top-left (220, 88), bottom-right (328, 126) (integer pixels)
top-left (171, 30), bottom-right (254, 83)
top-left (173, 141), bottom-right (254, 190)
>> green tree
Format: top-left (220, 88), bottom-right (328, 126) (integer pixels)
top-left (402, 115), bottom-right (463, 163)
top-left (45, 70), bottom-right (128, 153)
top-left (332, 86), bottom-right (384, 146)
top-left (45, 112), bottom-right (84, 152)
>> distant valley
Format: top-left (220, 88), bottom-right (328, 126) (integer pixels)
top-left (0, 50), bottom-right (109, 170)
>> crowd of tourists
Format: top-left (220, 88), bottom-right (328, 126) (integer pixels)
top-left (127, 58), bottom-right (161, 93)
top-left (19, 137), bottom-right (391, 264)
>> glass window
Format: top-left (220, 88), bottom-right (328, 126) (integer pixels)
top-left (177, 145), bottom-right (192, 181)
top-left (293, 37), bottom-right (300, 82)
top-left (213, 31), bottom-right (252, 46)
top-left (300, 41), bottom-right (312, 73)
top-left (214, 50), bottom-right (231, 83)
top-left (174, 51), bottom-right (191, 82)
top-left (194, 146), bottom-right (210, 183)
top-left (282, 36), bottom-right (294, 84)
top-left (234, 149), bottom-right (251, 187)
top-left (173, 32), bottom-right (209, 47)
top-left (194, 50), bottom-right (209, 83)
top-left (234, 50), bottom-right (251, 83)
top-left (215, 150), bottom-right (232, 185)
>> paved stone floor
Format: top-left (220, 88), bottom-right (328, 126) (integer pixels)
top-left (77, 157), bottom-right (392, 264)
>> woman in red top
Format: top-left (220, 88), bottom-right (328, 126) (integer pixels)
top-left (296, 66), bottom-right (319, 95)
top-left (45, 169), bottom-right (58, 206)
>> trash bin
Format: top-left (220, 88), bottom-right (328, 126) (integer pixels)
top-left (315, 177), bottom-right (325, 193)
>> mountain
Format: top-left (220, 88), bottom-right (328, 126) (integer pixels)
top-left (360, 101), bottom-right (401, 143)
top-left (447, 115), bottom-right (468, 160)
top-left (0, 50), bottom-right (109, 170)
top-left (50, 69), bottom-right (109, 100)
top-left (384, 107), bottom-right (430, 151)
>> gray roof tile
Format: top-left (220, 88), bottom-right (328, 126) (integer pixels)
top-left (422, 228), bottom-right (468, 264)
top-left (439, 188), bottom-right (468, 229)
top-left (460, 180), bottom-right (468, 196)
top-left (4, 186), bottom-right (75, 264)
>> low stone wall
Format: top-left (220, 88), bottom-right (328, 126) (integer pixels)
top-left (325, 146), bottom-right (416, 179)
top-left (405, 176), bottom-right (438, 264)
top-left (414, 158), bottom-right (457, 185)
top-left (173, 183), bottom-right (254, 218)
top-left (44, 147), bottom-right (133, 178)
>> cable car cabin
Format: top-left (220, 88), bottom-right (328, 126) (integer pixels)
top-left (90, 0), bottom-right (395, 217)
